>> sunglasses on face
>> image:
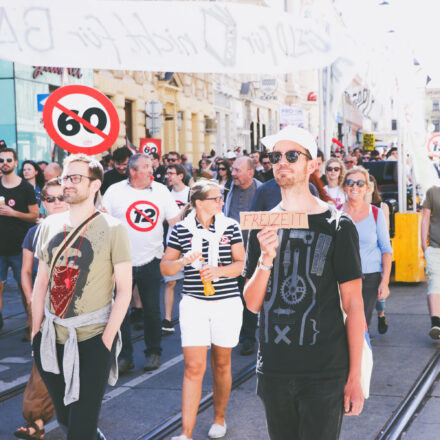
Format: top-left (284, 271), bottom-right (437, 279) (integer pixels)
top-left (344, 160), bottom-right (354, 164)
top-left (345, 179), bottom-right (366, 187)
top-left (0, 158), bottom-right (14, 163)
top-left (268, 150), bottom-right (311, 164)
top-left (45, 195), bottom-right (65, 203)
top-left (168, 158), bottom-right (177, 162)
top-left (326, 166), bottom-right (340, 172)
top-left (217, 167), bottom-right (226, 171)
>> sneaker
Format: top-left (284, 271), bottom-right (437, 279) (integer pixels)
top-left (240, 340), bottom-right (256, 356)
top-left (118, 358), bottom-right (134, 375)
top-left (429, 326), bottom-right (440, 340)
top-left (208, 422), bottom-right (227, 439)
top-left (171, 435), bottom-right (192, 440)
top-left (0, 313), bottom-right (3, 331)
top-left (162, 319), bottom-right (175, 335)
top-left (144, 354), bottom-right (161, 371)
top-left (378, 316), bottom-right (388, 334)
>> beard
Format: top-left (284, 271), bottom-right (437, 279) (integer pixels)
top-left (63, 188), bottom-right (89, 204)
top-left (274, 163), bottom-right (308, 189)
top-left (1, 167), bottom-right (14, 175)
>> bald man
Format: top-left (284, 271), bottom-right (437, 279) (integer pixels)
top-left (43, 162), bottom-right (62, 182)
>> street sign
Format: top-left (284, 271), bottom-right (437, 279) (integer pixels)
top-left (145, 99), bottom-right (163, 117)
top-left (427, 134), bottom-right (440, 158)
top-left (37, 94), bottom-right (50, 112)
top-left (42, 85), bottom-right (119, 155)
top-left (140, 138), bottom-right (162, 157)
top-left (362, 133), bottom-right (375, 151)
top-left (146, 117), bottom-right (163, 131)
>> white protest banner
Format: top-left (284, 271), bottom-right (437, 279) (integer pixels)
top-left (0, 0), bottom-right (338, 73)
top-left (240, 211), bottom-right (309, 230)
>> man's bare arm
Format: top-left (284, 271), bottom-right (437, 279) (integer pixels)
top-left (31, 260), bottom-right (50, 340)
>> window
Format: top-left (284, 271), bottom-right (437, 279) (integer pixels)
top-left (434, 120), bottom-right (440, 132)
top-left (125, 100), bottom-right (133, 141)
top-left (434, 100), bottom-right (440, 112)
top-left (391, 119), bottom-right (397, 131)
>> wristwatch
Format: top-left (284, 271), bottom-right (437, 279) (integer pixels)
top-left (258, 257), bottom-right (273, 271)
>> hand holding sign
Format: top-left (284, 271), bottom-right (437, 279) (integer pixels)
top-left (257, 227), bottom-right (279, 260)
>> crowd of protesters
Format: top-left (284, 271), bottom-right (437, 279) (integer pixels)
top-left (0, 132), bottom-right (439, 440)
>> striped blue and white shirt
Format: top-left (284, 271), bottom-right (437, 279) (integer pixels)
top-left (168, 218), bottom-right (243, 300)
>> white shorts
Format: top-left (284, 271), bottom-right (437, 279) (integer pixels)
top-left (179, 295), bottom-right (243, 348)
top-left (425, 246), bottom-right (440, 295)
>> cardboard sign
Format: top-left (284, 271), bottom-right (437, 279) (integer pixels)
top-left (240, 211), bottom-right (309, 230)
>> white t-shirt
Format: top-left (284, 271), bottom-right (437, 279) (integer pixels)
top-left (324, 185), bottom-right (347, 206)
top-left (103, 180), bottom-right (180, 266)
top-left (171, 186), bottom-right (190, 211)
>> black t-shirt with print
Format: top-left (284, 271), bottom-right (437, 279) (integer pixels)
top-left (243, 207), bottom-right (362, 378)
top-left (0, 179), bottom-right (37, 256)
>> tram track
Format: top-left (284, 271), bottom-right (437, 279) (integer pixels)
top-left (375, 348), bottom-right (440, 440)
top-left (0, 317), bottom-right (179, 404)
top-left (136, 361), bottom-right (256, 440)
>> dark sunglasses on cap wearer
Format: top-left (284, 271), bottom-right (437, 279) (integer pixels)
top-left (268, 150), bottom-right (312, 165)
top-left (0, 158), bottom-right (14, 163)
top-left (44, 195), bottom-right (65, 203)
top-left (345, 179), bottom-right (366, 188)
top-left (326, 166), bottom-right (340, 172)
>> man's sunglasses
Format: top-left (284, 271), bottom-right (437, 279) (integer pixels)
top-left (44, 195), bottom-right (65, 203)
top-left (326, 166), bottom-right (340, 172)
top-left (345, 179), bottom-right (366, 187)
top-left (344, 160), bottom-right (354, 164)
top-left (0, 158), bottom-right (14, 163)
top-left (168, 158), bottom-right (177, 162)
top-left (268, 150), bottom-right (311, 164)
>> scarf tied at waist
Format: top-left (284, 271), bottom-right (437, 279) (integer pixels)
top-left (40, 304), bottom-right (121, 405)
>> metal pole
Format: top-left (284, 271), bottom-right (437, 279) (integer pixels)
top-left (324, 66), bottom-right (332, 160)
top-left (396, 93), bottom-right (404, 212)
top-left (318, 69), bottom-right (324, 153)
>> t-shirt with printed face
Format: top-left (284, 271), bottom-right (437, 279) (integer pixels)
top-left (243, 205), bottom-right (362, 378)
top-left (36, 212), bottom-right (131, 343)
top-left (0, 179), bottom-right (37, 256)
top-left (423, 185), bottom-right (440, 248)
top-left (102, 180), bottom-right (180, 266)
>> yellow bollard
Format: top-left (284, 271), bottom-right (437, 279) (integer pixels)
top-left (392, 213), bottom-right (426, 282)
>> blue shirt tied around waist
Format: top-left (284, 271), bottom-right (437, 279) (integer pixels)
top-left (355, 206), bottom-right (393, 274)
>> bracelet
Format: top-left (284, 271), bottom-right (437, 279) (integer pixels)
top-left (258, 256), bottom-right (273, 271)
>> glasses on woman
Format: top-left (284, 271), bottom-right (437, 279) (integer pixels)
top-left (217, 167), bottom-right (226, 171)
top-left (268, 150), bottom-right (311, 164)
top-left (345, 179), bottom-right (366, 187)
top-left (44, 195), bottom-right (65, 203)
top-left (205, 196), bottom-right (223, 203)
top-left (326, 166), bottom-right (340, 172)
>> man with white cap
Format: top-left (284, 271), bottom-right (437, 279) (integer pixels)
top-left (243, 126), bottom-right (365, 439)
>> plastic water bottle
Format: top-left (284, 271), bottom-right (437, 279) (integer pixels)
top-left (200, 258), bottom-right (215, 296)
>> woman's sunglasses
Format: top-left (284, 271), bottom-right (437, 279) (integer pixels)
top-left (345, 179), bottom-right (366, 188)
top-left (44, 196), bottom-right (65, 203)
top-left (268, 150), bottom-right (311, 164)
top-left (326, 166), bottom-right (340, 172)
top-left (217, 167), bottom-right (226, 171)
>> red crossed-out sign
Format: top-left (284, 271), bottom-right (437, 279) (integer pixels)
top-left (43, 85), bottom-right (120, 155)
top-left (427, 134), bottom-right (440, 159)
top-left (125, 200), bottom-right (160, 232)
top-left (140, 138), bottom-right (162, 157)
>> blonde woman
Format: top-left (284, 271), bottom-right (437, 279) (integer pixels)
top-left (324, 158), bottom-right (346, 207)
top-left (342, 167), bottom-right (393, 328)
top-left (161, 180), bottom-right (245, 440)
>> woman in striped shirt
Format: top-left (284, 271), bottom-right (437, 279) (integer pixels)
top-left (161, 180), bottom-right (245, 440)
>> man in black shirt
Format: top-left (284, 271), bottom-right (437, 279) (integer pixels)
top-left (243, 126), bottom-right (365, 440)
top-left (100, 146), bottom-right (132, 194)
top-left (0, 148), bottom-right (38, 330)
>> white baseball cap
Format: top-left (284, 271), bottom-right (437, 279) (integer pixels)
top-left (225, 151), bottom-right (236, 159)
top-left (261, 126), bottom-right (318, 159)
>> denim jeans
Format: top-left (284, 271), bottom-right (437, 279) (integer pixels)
top-left (0, 253), bottom-right (22, 283)
top-left (120, 258), bottom-right (162, 361)
top-left (257, 373), bottom-right (346, 440)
